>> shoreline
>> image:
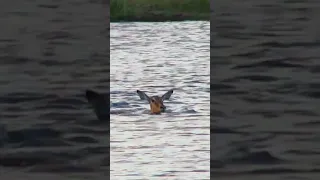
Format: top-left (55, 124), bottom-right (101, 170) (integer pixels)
top-left (110, 0), bottom-right (209, 22)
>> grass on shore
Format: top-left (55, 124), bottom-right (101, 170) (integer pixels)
top-left (110, 0), bottom-right (209, 22)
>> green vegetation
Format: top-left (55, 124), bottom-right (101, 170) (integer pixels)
top-left (110, 0), bottom-right (210, 22)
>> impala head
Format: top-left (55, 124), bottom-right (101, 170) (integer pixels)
top-left (136, 89), bottom-right (174, 114)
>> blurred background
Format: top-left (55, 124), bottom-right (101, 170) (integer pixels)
top-left (0, 0), bottom-right (109, 179)
top-left (212, 0), bottom-right (320, 179)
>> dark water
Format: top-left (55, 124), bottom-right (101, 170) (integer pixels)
top-left (212, 0), bottom-right (320, 179)
top-left (0, 0), bottom-right (109, 179)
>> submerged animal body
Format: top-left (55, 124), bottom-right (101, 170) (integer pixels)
top-left (85, 89), bottom-right (109, 120)
top-left (85, 89), bottom-right (173, 119)
top-left (136, 89), bottom-right (173, 114)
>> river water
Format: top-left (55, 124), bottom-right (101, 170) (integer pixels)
top-left (213, 0), bottom-right (320, 179)
top-left (4, 0), bottom-right (317, 179)
top-left (0, 0), bottom-right (108, 179)
top-left (110, 21), bottom-right (210, 179)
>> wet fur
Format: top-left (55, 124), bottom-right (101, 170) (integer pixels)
top-left (137, 89), bottom-right (173, 114)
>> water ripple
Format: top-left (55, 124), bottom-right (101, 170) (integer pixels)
top-left (213, 0), bottom-right (320, 179)
top-left (0, 0), bottom-right (108, 179)
top-left (111, 21), bottom-right (210, 179)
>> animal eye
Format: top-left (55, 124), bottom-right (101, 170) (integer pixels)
top-left (151, 99), bottom-right (155, 103)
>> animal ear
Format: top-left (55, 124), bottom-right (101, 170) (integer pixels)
top-left (85, 89), bottom-right (110, 121)
top-left (86, 90), bottom-right (101, 103)
top-left (161, 89), bottom-right (173, 100)
top-left (137, 90), bottom-right (150, 102)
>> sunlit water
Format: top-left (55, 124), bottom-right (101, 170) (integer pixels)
top-left (110, 21), bottom-right (210, 179)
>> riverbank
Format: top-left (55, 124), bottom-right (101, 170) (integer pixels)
top-left (110, 0), bottom-right (210, 22)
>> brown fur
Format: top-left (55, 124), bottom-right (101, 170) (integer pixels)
top-left (136, 89), bottom-right (173, 115)
top-left (149, 96), bottom-right (165, 114)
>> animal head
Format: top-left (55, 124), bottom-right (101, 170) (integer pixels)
top-left (85, 89), bottom-right (109, 120)
top-left (136, 89), bottom-right (174, 114)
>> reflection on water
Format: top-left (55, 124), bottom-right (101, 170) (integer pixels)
top-left (213, 1), bottom-right (320, 179)
top-left (110, 21), bottom-right (210, 179)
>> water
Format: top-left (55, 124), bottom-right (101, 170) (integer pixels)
top-left (110, 21), bottom-right (210, 179)
top-left (213, 0), bottom-right (320, 179)
top-left (0, 0), bottom-right (108, 179)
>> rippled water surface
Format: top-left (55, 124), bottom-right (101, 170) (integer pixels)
top-left (213, 0), bottom-right (320, 179)
top-left (110, 21), bottom-right (210, 179)
top-left (0, 0), bottom-right (108, 179)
